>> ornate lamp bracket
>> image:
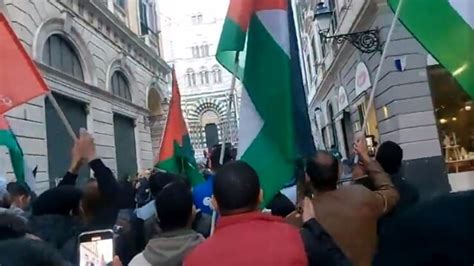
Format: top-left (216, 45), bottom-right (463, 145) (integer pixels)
top-left (320, 29), bottom-right (382, 54)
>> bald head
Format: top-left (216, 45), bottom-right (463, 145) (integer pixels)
top-left (306, 151), bottom-right (339, 191)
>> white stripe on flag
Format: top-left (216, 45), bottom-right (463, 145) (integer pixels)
top-left (256, 10), bottom-right (290, 57)
top-left (449, 0), bottom-right (474, 29)
top-left (237, 88), bottom-right (264, 158)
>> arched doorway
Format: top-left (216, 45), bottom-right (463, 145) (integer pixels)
top-left (201, 109), bottom-right (220, 149)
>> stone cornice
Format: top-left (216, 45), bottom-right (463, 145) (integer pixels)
top-left (57, 0), bottom-right (171, 79)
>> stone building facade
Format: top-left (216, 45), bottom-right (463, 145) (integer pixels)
top-left (295, 0), bottom-right (462, 199)
top-left (0, 0), bottom-right (170, 192)
top-left (159, 0), bottom-right (240, 161)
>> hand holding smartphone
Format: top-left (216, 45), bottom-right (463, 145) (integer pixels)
top-left (79, 230), bottom-right (114, 266)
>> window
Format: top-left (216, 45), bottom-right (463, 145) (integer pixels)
top-left (212, 66), bottom-right (222, 83)
top-left (43, 34), bottom-right (84, 81)
top-left (320, 34), bottom-right (327, 58)
top-left (328, 0), bottom-right (338, 32)
top-left (186, 69), bottom-right (196, 87)
top-left (200, 44), bottom-right (210, 57)
top-left (192, 46), bottom-right (200, 58)
top-left (111, 71), bottom-right (132, 101)
top-left (115, 0), bottom-right (126, 9)
top-left (428, 65), bottom-right (474, 174)
top-left (200, 67), bottom-right (209, 85)
top-left (139, 0), bottom-right (157, 35)
top-left (192, 13), bottom-right (203, 24)
top-left (311, 37), bottom-right (318, 67)
top-left (327, 103), bottom-right (338, 149)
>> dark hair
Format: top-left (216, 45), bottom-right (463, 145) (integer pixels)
top-left (306, 151), bottom-right (339, 191)
top-left (213, 161), bottom-right (260, 215)
top-left (155, 181), bottom-right (193, 231)
top-left (376, 141), bottom-right (403, 175)
top-left (0, 238), bottom-right (67, 266)
top-left (149, 172), bottom-right (181, 197)
top-left (209, 145), bottom-right (233, 170)
top-left (6, 182), bottom-right (30, 198)
top-left (0, 213), bottom-right (28, 241)
top-left (32, 186), bottom-right (82, 216)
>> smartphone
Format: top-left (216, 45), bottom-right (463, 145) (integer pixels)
top-left (79, 229), bottom-right (114, 266)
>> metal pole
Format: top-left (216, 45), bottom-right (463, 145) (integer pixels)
top-left (355, 0), bottom-right (403, 162)
top-left (46, 92), bottom-right (77, 140)
top-left (219, 53), bottom-right (240, 165)
top-left (361, 0), bottom-right (403, 134)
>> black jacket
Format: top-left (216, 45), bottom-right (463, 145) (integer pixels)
top-left (301, 218), bottom-right (352, 266)
top-left (378, 172), bottom-right (419, 234)
top-left (375, 190), bottom-right (474, 266)
top-left (28, 214), bottom-right (81, 249)
top-left (60, 159), bottom-right (119, 264)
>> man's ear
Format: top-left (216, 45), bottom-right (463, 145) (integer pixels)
top-left (258, 189), bottom-right (263, 206)
top-left (211, 195), bottom-right (219, 213)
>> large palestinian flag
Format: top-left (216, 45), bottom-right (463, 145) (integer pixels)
top-left (216, 0), bottom-right (315, 204)
top-left (388, 0), bottom-right (474, 98)
top-left (156, 70), bottom-right (203, 187)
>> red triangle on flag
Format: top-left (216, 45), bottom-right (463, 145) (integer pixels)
top-left (0, 13), bottom-right (49, 114)
top-left (156, 68), bottom-right (189, 162)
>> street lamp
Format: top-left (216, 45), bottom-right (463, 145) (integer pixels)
top-left (313, 2), bottom-right (381, 54)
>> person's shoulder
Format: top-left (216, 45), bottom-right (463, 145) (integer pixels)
top-left (183, 237), bottom-right (215, 265)
top-left (129, 252), bottom-right (151, 266)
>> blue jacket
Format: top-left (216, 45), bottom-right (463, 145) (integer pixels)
top-left (192, 176), bottom-right (214, 215)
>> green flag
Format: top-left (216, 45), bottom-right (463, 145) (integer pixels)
top-left (388, 0), bottom-right (474, 98)
top-left (0, 116), bottom-right (26, 183)
top-left (216, 0), bottom-right (297, 204)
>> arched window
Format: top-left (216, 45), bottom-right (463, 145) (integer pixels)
top-left (42, 34), bottom-right (84, 81)
top-left (186, 68), bottom-right (196, 87)
top-left (111, 71), bottom-right (132, 101)
top-left (212, 66), bottom-right (222, 83)
top-left (200, 67), bottom-right (209, 85)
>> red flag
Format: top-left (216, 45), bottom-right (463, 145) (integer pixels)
top-left (0, 13), bottom-right (49, 114)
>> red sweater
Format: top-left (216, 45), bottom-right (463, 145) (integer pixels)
top-left (184, 212), bottom-right (308, 266)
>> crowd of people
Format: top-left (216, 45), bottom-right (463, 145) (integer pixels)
top-left (0, 129), bottom-right (473, 266)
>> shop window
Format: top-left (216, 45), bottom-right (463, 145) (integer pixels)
top-left (428, 65), bottom-right (474, 174)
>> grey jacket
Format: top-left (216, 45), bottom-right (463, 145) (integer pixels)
top-left (129, 228), bottom-right (204, 266)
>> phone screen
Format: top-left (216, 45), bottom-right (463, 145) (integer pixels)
top-left (79, 230), bottom-right (114, 266)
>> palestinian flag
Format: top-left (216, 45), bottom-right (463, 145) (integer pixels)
top-left (0, 116), bottom-right (27, 184)
top-left (0, 13), bottom-right (49, 114)
top-left (388, 0), bottom-right (474, 98)
top-left (156, 70), bottom-right (203, 187)
top-left (217, 0), bottom-right (315, 204)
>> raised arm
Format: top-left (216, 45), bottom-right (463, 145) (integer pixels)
top-left (354, 134), bottom-right (399, 216)
top-left (58, 140), bottom-right (83, 187)
top-left (80, 130), bottom-right (118, 201)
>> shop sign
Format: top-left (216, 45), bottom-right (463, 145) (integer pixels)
top-left (355, 62), bottom-right (371, 96)
top-left (337, 86), bottom-right (349, 112)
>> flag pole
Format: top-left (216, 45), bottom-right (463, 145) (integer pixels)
top-left (355, 0), bottom-right (403, 160)
top-left (219, 52), bottom-right (240, 165)
top-left (46, 92), bottom-right (77, 140)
